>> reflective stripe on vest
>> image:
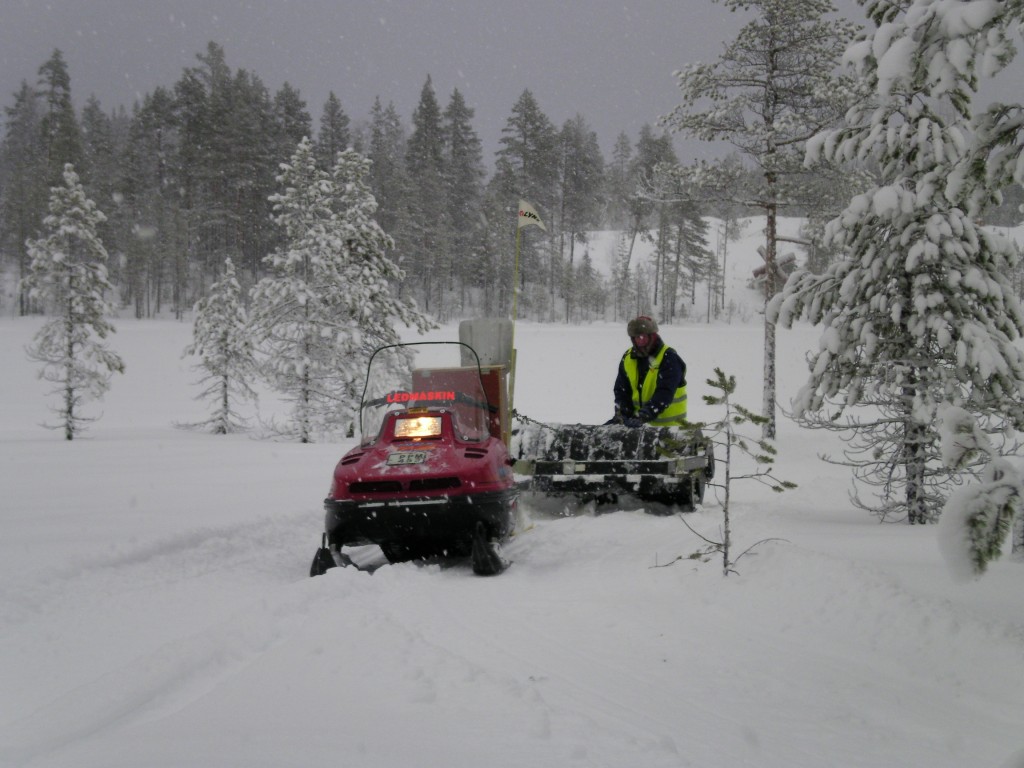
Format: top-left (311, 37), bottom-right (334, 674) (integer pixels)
top-left (622, 345), bottom-right (687, 425)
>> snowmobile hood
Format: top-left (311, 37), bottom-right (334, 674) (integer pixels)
top-left (331, 409), bottom-right (513, 501)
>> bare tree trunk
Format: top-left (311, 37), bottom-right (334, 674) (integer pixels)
top-left (762, 200), bottom-right (778, 440)
top-left (63, 305), bottom-right (76, 441)
top-left (903, 378), bottom-right (928, 524)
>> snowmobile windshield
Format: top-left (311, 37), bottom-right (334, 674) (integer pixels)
top-left (359, 342), bottom-right (493, 447)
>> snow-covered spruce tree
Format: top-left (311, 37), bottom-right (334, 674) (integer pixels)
top-left (182, 257), bottom-right (257, 434)
top-left (250, 138), bottom-right (432, 442)
top-left (662, 0), bottom-right (856, 439)
top-left (22, 163), bottom-right (124, 440)
top-left (769, 1), bottom-right (1024, 524)
top-left (856, 0), bottom-right (1024, 549)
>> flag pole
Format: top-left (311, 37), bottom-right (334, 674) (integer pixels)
top-left (512, 223), bottom-right (522, 335)
top-left (510, 217), bottom-right (522, 412)
top-left (510, 200), bottom-right (544, 414)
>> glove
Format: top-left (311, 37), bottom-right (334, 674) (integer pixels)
top-left (622, 416), bottom-right (644, 428)
top-left (636, 407), bottom-right (654, 422)
top-left (604, 408), bottom-right (624, 426)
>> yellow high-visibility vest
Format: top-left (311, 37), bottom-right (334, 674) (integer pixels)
top-left (622, 345), bottom-right (687, 425)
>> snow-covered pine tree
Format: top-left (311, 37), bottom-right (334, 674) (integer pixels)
top-left (250, 138), bottom-right (432, 442)
top-left (37, 50), bottom-right (83, 188)
top-left (273, 82), bottom-right (312, 155)
top-left (23, 163), bottom-right (124, 440)
top-left (0, 80), bottom-right (48, 316)
top-left (494, 91), bottom-right (559, 314)
top-left (121, 87), bottom-right (185, 319)
top-left (662, 0), bottom-right (856, 438)
top-left (674, 203), bottom-right (713, 311)
top-left (183, 257), bottom-right (257, 434)
top-left (330, 147), bottom-right (435, 355)
top-left (315, 92), bottom-right (351, 170)
top-left (630, 125), bottom-right (677, 318)
top-left (250, 137), bottom-right (342, 443)
top-left (557, 114), bottom-right (605, 321)
top-left (605, 133), bottom-right (634, 231)
top-left (845, 0), bottom-right (1024, 552)
top-left (405, 76), bottom-right (450, 314)
top-left (365, 97), bottom-right (413, 302)
top-left (646, 163), bottom-right (713, 319)
top-left (769, 0), bottom-right (1024, 524)
top-left (441, 88), bottom-right (486, 312)
top-left (474, 185), bottom-right (516, 317)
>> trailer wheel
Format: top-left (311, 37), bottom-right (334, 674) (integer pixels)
top-left (702, 440), bottom-right (716, 481)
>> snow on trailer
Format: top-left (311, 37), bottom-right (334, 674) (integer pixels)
top-left (511, 419), bottom-right (714, 512)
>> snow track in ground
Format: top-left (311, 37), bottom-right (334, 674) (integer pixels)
top-left (4, 485), bottom-right (1024, 767)
top-left (0, 510), bottom-right (314, 762)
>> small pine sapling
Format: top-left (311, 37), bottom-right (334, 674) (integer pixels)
top-left (676, 368), bottom-right (794, 576)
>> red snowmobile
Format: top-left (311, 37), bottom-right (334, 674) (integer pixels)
top-left (309, 320), bottom-right (714, 577)
top-left (310, 339), bottom-right (519, 576)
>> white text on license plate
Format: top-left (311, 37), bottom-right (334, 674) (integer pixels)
top-left (387, 451), bottom-right (428, 465)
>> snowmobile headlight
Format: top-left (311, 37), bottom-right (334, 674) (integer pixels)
top-left (394, 415), bottom-right (442, 439)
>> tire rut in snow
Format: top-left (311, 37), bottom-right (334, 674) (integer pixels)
top-left (0, 574), bottom-right (342, 766)
top-left (0, 509), bottom-right (315, 629)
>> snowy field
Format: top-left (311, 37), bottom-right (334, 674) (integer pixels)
top-left (2, 221), bottom-right (1024, 767)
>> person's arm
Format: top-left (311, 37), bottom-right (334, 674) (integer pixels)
top-left (613, 355), bottom-right (634, 417)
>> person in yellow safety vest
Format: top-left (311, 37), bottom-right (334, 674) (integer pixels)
top-left (612, 315), bottom-right (687, 428)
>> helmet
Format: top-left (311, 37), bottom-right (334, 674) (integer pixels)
top-left (627, 316), bottom-right (658, 337)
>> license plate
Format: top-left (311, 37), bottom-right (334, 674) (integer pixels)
top-left (387, 451), bottom-right (428, 466)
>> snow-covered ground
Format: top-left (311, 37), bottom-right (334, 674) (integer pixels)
top-left (1, 220), bottom-right (1023, 768)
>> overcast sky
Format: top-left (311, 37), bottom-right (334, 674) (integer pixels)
top-left (2, 1), bottom-right (1022, 164)
top-left (0, 0), bottom-right (761, 162)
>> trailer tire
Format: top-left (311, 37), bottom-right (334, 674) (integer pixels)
top-left (702, 440), bottom-right (716, 481)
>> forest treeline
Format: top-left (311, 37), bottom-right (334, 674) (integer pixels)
top-left (9, 3), bottom-right (1024, 552)
top-left (2, 43), bottom-right (1023, 324)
